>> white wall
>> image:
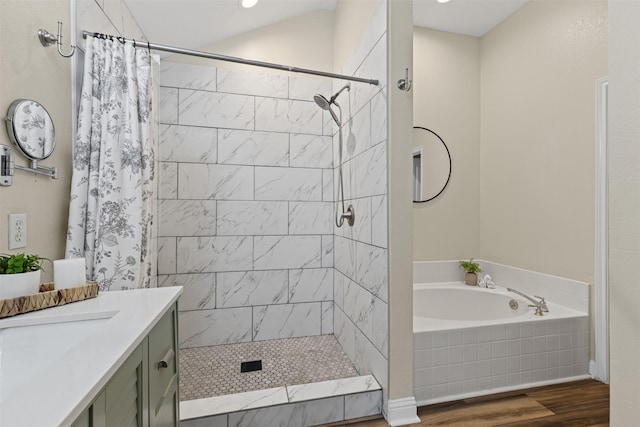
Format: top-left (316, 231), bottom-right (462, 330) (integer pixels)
top-left (413, 27), bottom-right (481, 261)
top-left (479, 0), bottom-right (608, 284)
top-left (164, 10), bottom-right (334, 75)
top-left (609, 0), bottom-right (640, 423)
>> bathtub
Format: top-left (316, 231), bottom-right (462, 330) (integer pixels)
top-left (413, 282), bottom-right (590, 405)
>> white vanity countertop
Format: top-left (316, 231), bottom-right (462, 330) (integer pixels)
top-left (0, 286), bottom-right (182, 427)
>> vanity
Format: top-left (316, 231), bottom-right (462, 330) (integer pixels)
top-left (0, 286), bottom-right (182, 427)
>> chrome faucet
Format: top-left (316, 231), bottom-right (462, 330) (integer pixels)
top-left (507, 288), bottom-right (548, 316)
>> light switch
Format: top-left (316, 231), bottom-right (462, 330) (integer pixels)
top-left (8, 213), bottom-right (27, 250)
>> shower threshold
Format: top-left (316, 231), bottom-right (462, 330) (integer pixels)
top-left (179, 335), bottom-right (382, 425)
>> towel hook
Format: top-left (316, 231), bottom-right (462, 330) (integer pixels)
top-left (397, 67), bottom-right (412, 92)
top-left (37, 21), bottom-right (76, 58)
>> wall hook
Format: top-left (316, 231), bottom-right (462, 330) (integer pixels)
top-left (397, 67), bottom-right (412, 92)
top-left (38, 21), bottom-right (76, 58)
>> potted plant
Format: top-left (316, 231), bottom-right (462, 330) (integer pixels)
top-left (459, 258), bottom-right (482, 286)
top-left (0, 253), bottom-right (49, 299)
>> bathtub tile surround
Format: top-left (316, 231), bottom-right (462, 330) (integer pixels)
top-left (413, 317), bottom-right (590, 405)
top-left (332, 0), bottom-right (389, 411)
top-left (158, 63), bottom-right (336, 347)
top-left (412, 261), bottom-right (590, 405)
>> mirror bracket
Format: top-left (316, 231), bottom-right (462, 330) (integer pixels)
top-left (1, 145), bottom-right (13, 186)
top-left (0, 145), bottom-right (58, 185)
top-left (15, 159), bottom-right (58, 179)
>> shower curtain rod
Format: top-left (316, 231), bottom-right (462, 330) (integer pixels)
top-left (81, 31), bottom-right (379, 86)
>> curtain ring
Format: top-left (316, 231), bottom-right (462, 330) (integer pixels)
top-left (133, 39), bottom-right (137, 48)
top-left (147, 41), bottom-right (151, 55)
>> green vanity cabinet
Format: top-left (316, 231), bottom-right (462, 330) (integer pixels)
top-left (72, 304), bottom-right (178, 427)
top-left (149, 305), bottom-right (179, 427)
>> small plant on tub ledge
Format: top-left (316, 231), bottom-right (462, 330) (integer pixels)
top-left (0, 253), bottom-right (49, 300)
top-left (458, 258), bottom-right (482, 286)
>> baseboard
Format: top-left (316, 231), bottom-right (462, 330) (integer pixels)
top-left (386, 397), bottom-right (421, 426)
top-left (590, 360), bottom-right (598, 379)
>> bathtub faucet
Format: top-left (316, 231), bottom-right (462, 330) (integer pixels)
top-left (507, 288), bottom-right (548, 315)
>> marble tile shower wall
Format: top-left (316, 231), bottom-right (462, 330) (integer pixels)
top-left (156, 63), bottom-right (337, 348)
top-left (332, 0), bottom-right (389, 402)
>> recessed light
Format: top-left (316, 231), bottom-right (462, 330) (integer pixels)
top-left (241, 0), bottom-right (259, 8)
top-left (437, 0), bottom-right (450, 3)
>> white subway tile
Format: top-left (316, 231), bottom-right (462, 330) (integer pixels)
top-left (179, 163), bottom-right (254, 200)
top-left (217, 68), bottom-right (288, 98)
top-left (253, 303), bottom-right (321, 341)
top-left (218, 129), bottom-right (289, 167)
top-left (177, 236), bottom-right (253, 273)
top-left (179, 308), bottom-right (252, 347)
top-left (255, 97), bottom-right (322, 135)
top-left (254, 236), bottom-right (321, 270)
top-left (289, 76), bottom-right (331, 101)
top-left (160, 62), bottom-right (216, 91)
top-left (289, 202), bottom-right (333, 234)
top-left (159, 162), bottom-right (178, 199)
top-left (179, 89), bottom-right (254, 130)
top-left (217, 201), bottom-right (288, 235)
top-left (216, 270), bottom-right (288, 308)
top-left (159, 87), bottom-right (178, 124)
top-left (321, 301), bottom-right (334, 334)
top-left (255, 167), bottom-right (322, 201)
top-left (321, 235), bottom-right (334, 268)
top-left (158, 273), bottom-right (215, 311)
top-left (159, 124), bottom-right (217, 163)
top-left (157, 237), bottom-right (176, 275)
top-left (289, 268), bottom-right (333, 303)
top-left (290, 134), bottom-right (332, 168)
top-left (158, 200), bottom-right (216, 236)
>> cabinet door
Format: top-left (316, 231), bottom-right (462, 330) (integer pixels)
top-left (105, 343), bottom-right (147, 427)
top-left (148, 305), bottom-right (179, 427)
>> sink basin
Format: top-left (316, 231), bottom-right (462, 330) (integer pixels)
top-left (0, 310), bottom-right (117, 401)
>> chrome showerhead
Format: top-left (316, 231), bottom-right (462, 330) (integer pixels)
top-left (314, 93), bottom-right (341, 126)
top-left (313, 94), bottom-right (331, 110)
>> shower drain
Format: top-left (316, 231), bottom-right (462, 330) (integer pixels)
top-left (240, 360), bottom-right (263, 373)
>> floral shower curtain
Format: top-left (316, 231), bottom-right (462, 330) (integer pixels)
top-left (66, 35), bottom-right (157, 291)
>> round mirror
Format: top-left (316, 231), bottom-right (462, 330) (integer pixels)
top-left (413, 126), bottom-right (452, 203)
top-left (6, 99), bottom-right (56, 161)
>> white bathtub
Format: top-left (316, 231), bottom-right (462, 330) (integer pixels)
top-left (413, 282), bottom-right (590, 405)
top-left (413, 282), bottom-right (586, 333)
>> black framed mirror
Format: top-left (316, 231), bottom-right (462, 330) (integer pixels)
top-left (413, 126), bottom-right (452, 203)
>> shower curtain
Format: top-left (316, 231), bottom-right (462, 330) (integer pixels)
top-left (66, 35), bottom-right (157, 291)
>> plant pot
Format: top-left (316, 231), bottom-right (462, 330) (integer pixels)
top-left (464, 272), bottom-right (478, 286)
top-left (0, 270), bottom-right (41, 299)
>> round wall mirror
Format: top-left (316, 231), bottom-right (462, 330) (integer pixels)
top-left (413, 126), bottom-right (452, 203)
top-left (6, 99), bottom-right (56, 161)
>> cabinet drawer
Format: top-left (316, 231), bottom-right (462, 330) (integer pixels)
top-left (148, 305), bottom-right (177, 420)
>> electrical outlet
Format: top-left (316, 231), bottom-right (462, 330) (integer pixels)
top-left (8, 213), bottom-right (26, 250)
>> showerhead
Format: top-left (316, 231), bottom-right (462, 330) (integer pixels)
top-left (313, 94), bottom-right (331, 110)
top-left (314, 84), bottom-right (350, 127)
top-left (314, 93), bottom-right (341, 126)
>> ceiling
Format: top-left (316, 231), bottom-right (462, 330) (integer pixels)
top-left (124, 0), bottom-right (528, 50)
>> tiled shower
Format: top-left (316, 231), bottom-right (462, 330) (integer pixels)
top-left (155, 0), bottom-right (390, 420)
top-left (157, 65), bottom-right (336, 348)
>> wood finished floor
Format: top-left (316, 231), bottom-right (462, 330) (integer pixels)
top-left (322, 379), bottom-right (609, 427)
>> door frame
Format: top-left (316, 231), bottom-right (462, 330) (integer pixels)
top-left (594, 76), bottom-right (609, 383)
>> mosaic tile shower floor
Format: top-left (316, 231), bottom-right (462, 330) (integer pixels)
top-left (179, 335), bottom-right (359, 401)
